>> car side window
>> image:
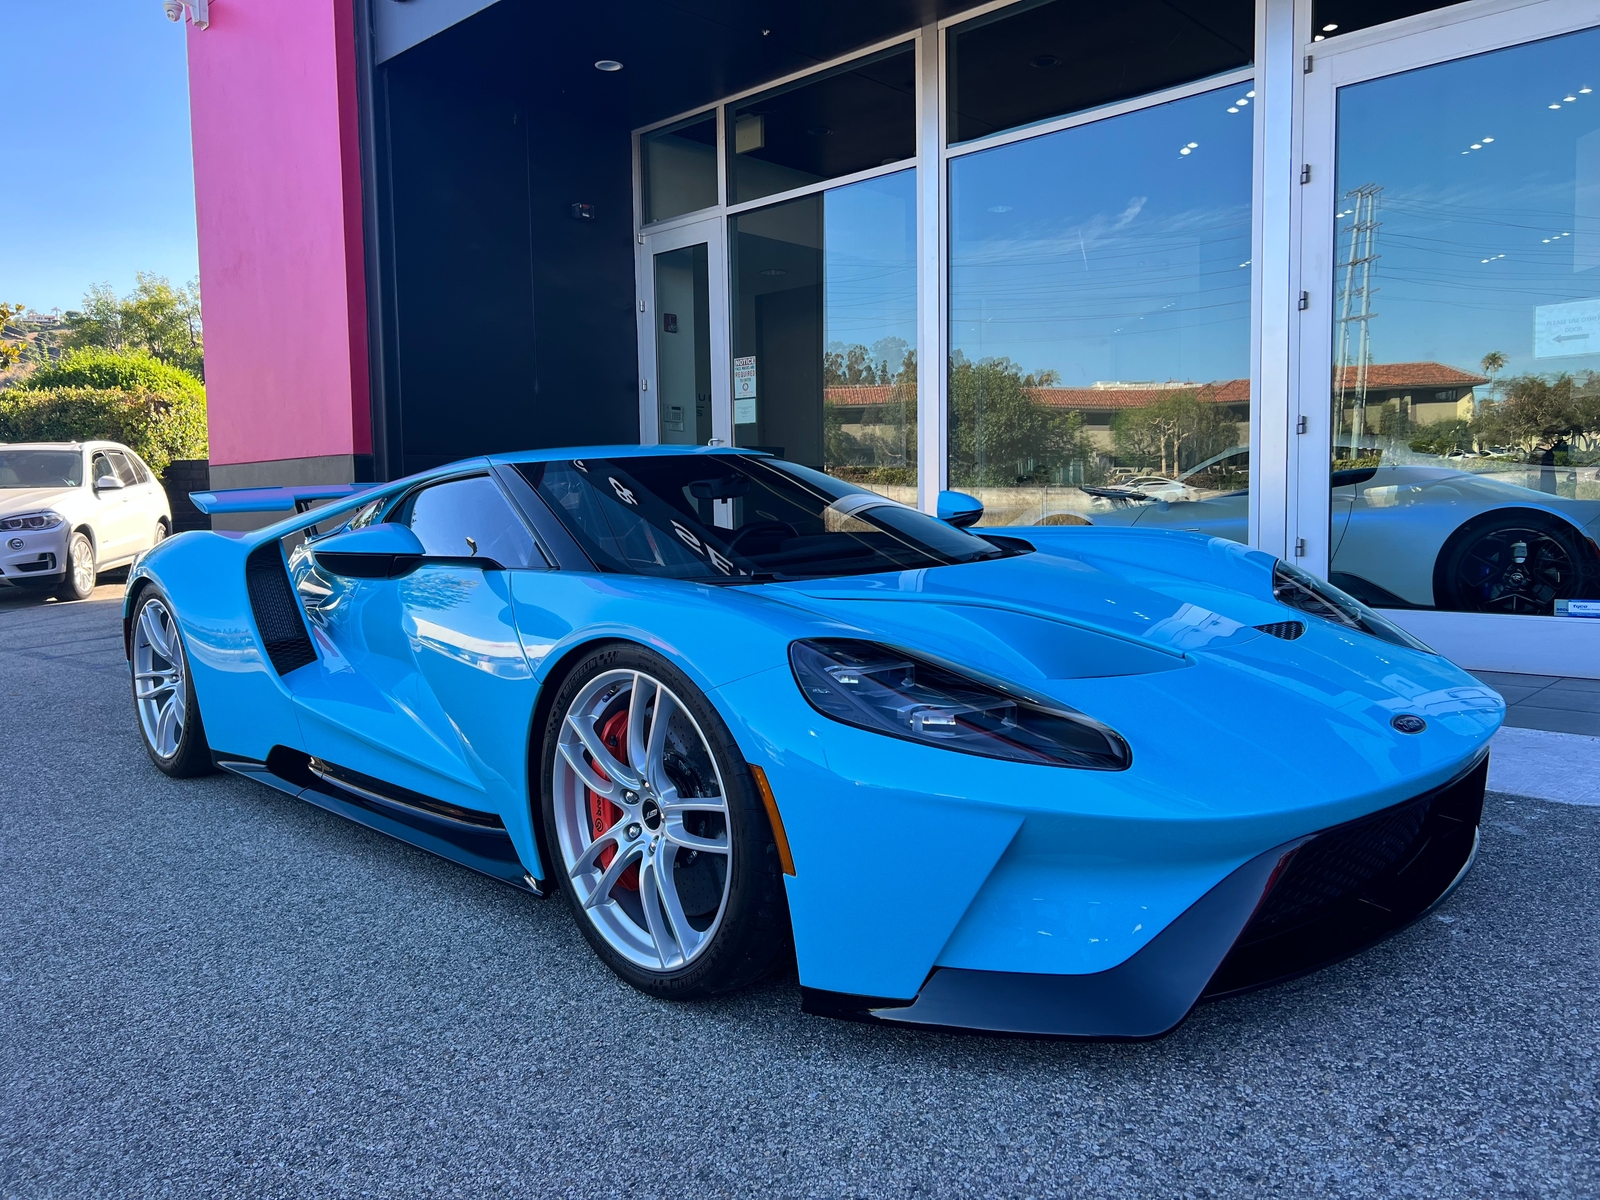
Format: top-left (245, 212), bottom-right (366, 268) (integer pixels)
top-left (124, 452), bottom-right (154, 484)
top-left (106, 451), bottom-right (140, 486)
top-left (401, 475), bottom-right (538, 567)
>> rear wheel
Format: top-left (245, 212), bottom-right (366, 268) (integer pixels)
top-left (54, 532), bottom-right (96, 602)
top-left (1438, 513), bottom-right (1592, 615)
top-left (541, 642), bottom-right (788, 998)
top-left (131, 589), bottom-right (214, 777)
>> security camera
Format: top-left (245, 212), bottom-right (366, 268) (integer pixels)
top-left (162, 0), bottom-right (208, 27)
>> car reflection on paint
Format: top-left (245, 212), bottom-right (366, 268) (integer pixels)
top-left (1072, 461), bottom-right (1600, 615)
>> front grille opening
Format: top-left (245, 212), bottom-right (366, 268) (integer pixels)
top-left (245, 542), bottom-right (317, 675)
top-left (1204, 754), bottom-right (1487, 999)
top-left (1255, 620), bottom-right (1305, 640)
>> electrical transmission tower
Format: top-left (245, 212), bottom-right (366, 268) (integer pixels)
top-left (1333, 184), bottom-right (1382, 460)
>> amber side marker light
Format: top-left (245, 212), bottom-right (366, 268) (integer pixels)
top-left (748, 764), bottom-right (796, 876)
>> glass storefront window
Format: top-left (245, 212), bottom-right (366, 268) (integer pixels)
top-left (947, 0), bottom-right (1253, 145)
top-left (727, 47), bottom-right (915, 206)
top-left (948, 85), bottom-right (1254, 530)
top-left (1330, 27), bottom-right (1600, 617)
top-left (730, 169), bottom-right (917, 500)
top-left (653, 243), bottom-right (712, 445)
top-left (641, 114), bottom-right (718, 224)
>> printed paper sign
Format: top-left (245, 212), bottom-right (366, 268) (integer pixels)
top-left (1556, 599), bottom-right (1600, 618)
top-left (1534, 298), bottom-right (1600, 358)
top-left (733, 356), bottom-right (757, 400)
top-left (734, 397), bottom-right (757, 425)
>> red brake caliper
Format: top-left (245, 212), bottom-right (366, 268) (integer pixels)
top-left (586, 709), bottom-right (640, 892)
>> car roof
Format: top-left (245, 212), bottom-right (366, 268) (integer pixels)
top-left (487, 445), bottom-right (767, 467)
top-left (0, 441), bottom-right (125, 452)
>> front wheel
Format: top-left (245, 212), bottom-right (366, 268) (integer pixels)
top-left (54, 532), bottom-right (96, 602)
top-left (541, 642), bottom-right (789, 999)
top-left (131, 588), bottom-right (214, 777)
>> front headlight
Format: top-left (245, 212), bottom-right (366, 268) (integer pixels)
top-left (0, 511), bottom-right (65, 533)
top-left (790, 639), bottom-right (1131, 770)
top-left (1271, 560), bottom-right (1433, 652)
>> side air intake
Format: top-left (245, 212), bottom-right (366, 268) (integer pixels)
top-left (245, 542), bottom-right (318, 675)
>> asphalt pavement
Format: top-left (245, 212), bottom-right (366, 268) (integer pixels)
top-left (1, 585), bottom-right (1596, 1199)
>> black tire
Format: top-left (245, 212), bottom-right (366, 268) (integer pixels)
top-left (539, 641), bottom-right (790, 999)
top-left (54, 532), bottom-right (96, 602)
top-left (130, 586), bottom-right (215, 778)
top-left (1436, 512), bottom-right (1594, 616)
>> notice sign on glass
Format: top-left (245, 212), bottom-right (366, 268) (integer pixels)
top-left (1534, 298), bottom-right (1600, 358)
top-left (733, 356), bottom-right (757, 424)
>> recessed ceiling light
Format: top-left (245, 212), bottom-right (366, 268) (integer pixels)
top-left (1482, 136), bottom-right (1494, 142)
top-left (1471, 143), bottom-right (1482, 149)
top-left (1550, 103), bottom-right (1562, 109)
top-left (595, 60), bottom-right (623, 71)
top-left (1227, 107), bottom-right (1239, 113)
top-left (1582, 87), bottom-right (1594, 94)
top-left (1322, 23), bottom-right (1338, 31)
top-left (1246, 90), bottom-right (1255, 98)
top-left (1188, 142), bottom-right (1198, 148)
top-left (1565, 95), bottom-right (1579, 102)
top-left (1313, 34), bottom-right (1325, 41)
top-left (1236, 98), bottom-right (1249, 105)
top-left (1180, 147), bottom-right (1192, 155)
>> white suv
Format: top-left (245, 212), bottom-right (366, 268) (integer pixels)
top-left (0, 441), bottom-right (174, 601)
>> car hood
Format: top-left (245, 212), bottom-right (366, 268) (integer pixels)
top-left (757, 532), bottom-right (1502, 775)
top-left (766, 532), bottom-right (1285, 673)
top-left (0, 487), bottom-right (76, 514)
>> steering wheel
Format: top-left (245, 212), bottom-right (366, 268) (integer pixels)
top-left (726, 520), bottom-right (797, 556)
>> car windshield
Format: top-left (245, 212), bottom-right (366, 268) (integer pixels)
top-left (517, 455), bottom-right (1012, 582)
top-left (0, 450), bottom-right (83, 488)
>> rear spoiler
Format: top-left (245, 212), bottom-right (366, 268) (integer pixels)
top-left (188, 483), bottom-right (374, 516)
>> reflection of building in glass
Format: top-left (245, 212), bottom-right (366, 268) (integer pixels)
top-left (1333, 362), bottom-right (1487, 452)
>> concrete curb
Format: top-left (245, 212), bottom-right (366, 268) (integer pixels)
top-left (1487, 725), bottom-right (1600, 807)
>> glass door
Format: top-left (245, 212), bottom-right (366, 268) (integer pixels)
top-left (1299, 2), bottom-right (1600, 672)
top-left (638, 216), bottom-right (730, 447)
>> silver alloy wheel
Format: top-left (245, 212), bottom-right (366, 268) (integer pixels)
top-left (132, 597), bottom-right (187, 759)
top-left (553, 669), bottom-right (732, 971)
top-left (70, 534), bottom-right (95, 596)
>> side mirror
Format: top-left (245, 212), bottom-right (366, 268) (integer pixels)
top-left (94, 475), bottom-right (126, 492)
top-left (311, 522), bottom-right (426, 579)
top-left (936, 489), bottom-right (984, 529)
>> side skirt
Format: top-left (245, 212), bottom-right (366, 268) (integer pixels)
top-left (213, 746), bottom-right (548, 897)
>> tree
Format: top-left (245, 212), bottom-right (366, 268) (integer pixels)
top-left (948, 354), bottom-right (1097, 487)
top-left (1111, 391), bottom-right (1237, 478)
top-left (1470, 372), bottom-right (1587, 456)
top-left (64, 274), bottom-right (204, 379)
top-left (0, 302), bottom-right (24, 370)
top-left (1478, 350), bottom-right (1506, 404)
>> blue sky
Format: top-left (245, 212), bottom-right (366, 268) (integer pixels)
top-left (2, 0), bottom-right (197, 314)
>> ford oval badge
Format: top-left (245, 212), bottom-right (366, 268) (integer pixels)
top-left (1391, 714), bottom-right (1426, 734)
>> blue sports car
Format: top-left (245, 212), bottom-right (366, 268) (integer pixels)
top-left (124, 447), bottom-right (1503, 1038)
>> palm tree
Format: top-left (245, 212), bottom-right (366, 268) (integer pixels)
top-left (1479, 350), bottom-right (1507, 412)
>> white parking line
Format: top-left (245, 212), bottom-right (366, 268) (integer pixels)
top-left (1488, 726), bottom-right (1600, 806)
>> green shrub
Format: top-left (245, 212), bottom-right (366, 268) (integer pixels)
top-left (18, 348), bottom-right (204, 402)
top-left (0, 386), bottom-right (207, 474)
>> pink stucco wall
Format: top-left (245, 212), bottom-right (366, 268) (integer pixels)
top-left (188, 0), bottom-right (370, 468)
